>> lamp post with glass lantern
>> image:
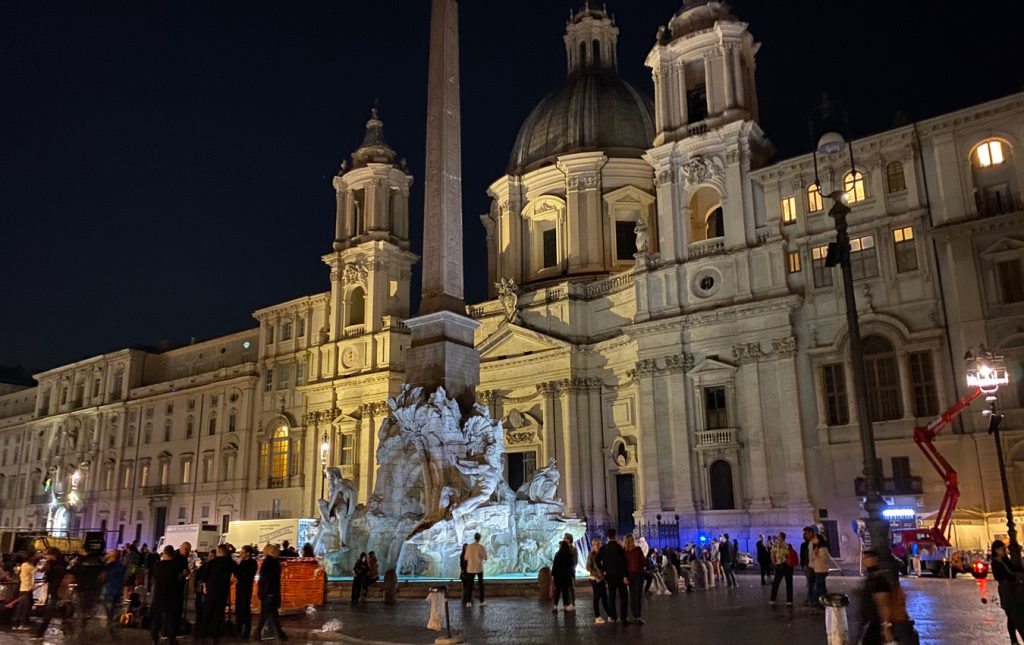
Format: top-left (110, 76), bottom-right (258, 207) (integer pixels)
top-left (964, 346), bottom-right (1016, 561)
top-left (320, 432), bottom-right (330, 500)
top-left (810, 95), bottom-right (891, 570)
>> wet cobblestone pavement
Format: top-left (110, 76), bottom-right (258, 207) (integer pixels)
top-left (0, 573), bottom-right (1011, 644)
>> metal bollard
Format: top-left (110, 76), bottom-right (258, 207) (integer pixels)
top-left (820, 593), bottom-right (850, 645)
top-left (428, 585), bottom-right (464, 645)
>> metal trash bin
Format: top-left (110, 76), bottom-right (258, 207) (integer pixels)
top-left (820, 592), bottom-right (850, 645)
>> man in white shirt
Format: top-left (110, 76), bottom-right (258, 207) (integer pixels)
top-left (463, 533), bottom-right (487, 607)
top-left (14, 554), bottom-right (36, 630)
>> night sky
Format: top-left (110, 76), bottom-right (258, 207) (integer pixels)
top-left (2, 1), bottom-right (1022, 373)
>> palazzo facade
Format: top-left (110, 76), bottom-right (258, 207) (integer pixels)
top-left (1, 1), bottom-right (1022, 559)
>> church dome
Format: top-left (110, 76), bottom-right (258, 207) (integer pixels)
top-left (507, 69), bottom-right (655, 175)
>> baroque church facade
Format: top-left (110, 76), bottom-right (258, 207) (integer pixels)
top-left (1, 1), bottom-right (1022, 560)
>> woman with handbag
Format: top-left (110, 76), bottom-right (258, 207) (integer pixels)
top-left (992, 540), bottom-right (1024, 644)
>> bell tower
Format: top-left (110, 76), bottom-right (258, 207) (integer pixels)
top-left (564, 3), bottom-right (619, 74)
top-left (324, 106), bottom-right (418, 341)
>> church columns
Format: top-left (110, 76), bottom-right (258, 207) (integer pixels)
top-left (731, 45), bottom-right (745, 109)
top-left (587, 381), bottom-right (608, 520)
top-left (537, 382), bottom-right (558, 468)
top-left (664, 364), bottom-right (695, 514)
top-left (771, 340), bottom-right (811, 507)
top-left (733, 344), bottom-right (772, 509)
top-left (721, 45), bottom-right (735, 109)
top-left (633, 362), bottom-right (662, 516)
top-left (557, 381), bottom-right (578, 517)
top-left (674, 59), bottom-right (688, 127)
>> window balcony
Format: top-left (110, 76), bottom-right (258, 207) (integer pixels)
top-left (695, 428), bottom-right (737, 449)
top-left (30, 493), bottom-right (51, 505)
top-left (339, 464), bottom-right (356, 480)
top-left (977, 192), bottom-right (1022, 218)
top-left (854, 476), bottom-right (923, 497)
top-left (142, 484), bottom-right (174, 497)
top-left (688, 237), bottom-right (725, 259)
top-left (267, 477), bottom-right (287, 489)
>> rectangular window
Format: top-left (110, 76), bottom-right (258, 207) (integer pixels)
top-left (140, 463), bottom-right (150, 487)
top-left (159, 462), bottom-right (169, 485)
top-left (849, 235), bottom-right (878, 280)
top-left (187, 398), bottom-right (195, 411)
top-left (996, 260), bottom-right (1024, 303)
top-left (811, 245), bottom-right (834, 287)
top-left (267, 325), bottom-right (275, 344)
top-left (704, 386), bottom-right (728, 430)
top-left (201, 504), bottom-right (209, 518)
top-left (296, 362), bottom-right (306, 387)
top-left (264, 369), bottom-right (273, 393)
top-left (781, 196), bottom-right (797, 224)
top-left (341, 434), bottom-right (355, 466)
top-left (822, 364), bottom-right (849, 426)
top-left (615, 220), bottom-right (636, 261)
top-left (163, 423), bottom-right (171, 442)
top-left (787, 251), bottom-right (801, 274)
top-left (202, 455), bottom-right (214, 483)
top-left (908, 352), bottom-right (939, 417)
top-left (178, 507), bottom-right (186, 520)
top-left (186, 418), bottom-right (194, 439)
top-left (165, 403), bottom-right (174, 415)
top-left (278, 364), bottom-right (290, 390)
top-left (208, 416), bottom-right (216, 435)
top-left (145, 407), bottom-right (154, 419)
top-left (210, 395), bottom-right (218, 407)
top-left (122, 465), bottom-right (132, 489)
top-left (807, 185), bottom-right (823, 213)
top-left (181, 459), bottom-right (192, 485)
top-left (92, 379), bottom-right (101, 398)
top-left (297, 318), bottom-right (306, 337)
top-left (222, 514), bottom-right (231, 534)
top-left (893, 226), bottom-right (918, 273)
top-left (542, 228), bottom-right (558, 269)
top-left (228, 413), bottom-right (237, 433)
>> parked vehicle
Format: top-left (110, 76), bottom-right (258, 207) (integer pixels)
top-left (222, 518), bottom-right (317, 552)
top-left (156, 523), bottom-right (221, 554)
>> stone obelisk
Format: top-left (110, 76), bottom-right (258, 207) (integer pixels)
top-left (404, 0), bottom-right (481, 405)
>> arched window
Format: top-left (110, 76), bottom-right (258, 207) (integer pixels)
top-left (347, 287), bottom-right (366, 327)
top-left (975, 139), bottom-right (1006, 167)
top-left (579, 41), bottom-right (587, 68)
top-left (843, 171), bottom-right (866, 203)
top-left (267, 425), bottom-right (289, 484)
top-left (592, 39), bottom-right (601, 67)
top-left (886, 162), bottom-right (906, 193)
top-left (863, 335), bottom-right (902, 421)
top-left (689, 186), bottom-right (724, 242)
top-left (709, 460), bottom-right (735, 510)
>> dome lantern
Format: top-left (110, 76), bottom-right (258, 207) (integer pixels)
top-left (564, 2), bottom-right (619, 75)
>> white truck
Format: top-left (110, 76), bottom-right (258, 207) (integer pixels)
top-left (222, 518), bottom-right (317, 552)
top-left (156, 523), bottom-right (222, 555)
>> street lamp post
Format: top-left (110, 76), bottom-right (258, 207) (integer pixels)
top-left (965, 347), bottom-right (1016, 561)
top-left (320, 432), bottom-right (330, 500)
top-left (810, 96), bottom-right (891, 571)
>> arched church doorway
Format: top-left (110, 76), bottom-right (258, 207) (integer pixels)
top-left (709, 460), bottom-right (735, 510)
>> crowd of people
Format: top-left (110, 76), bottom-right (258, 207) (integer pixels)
top-left (0, 537), bottom-right (320, 643)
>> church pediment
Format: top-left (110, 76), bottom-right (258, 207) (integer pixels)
top-left (980, 236), bottom-right (1024, 258)
top-left (477, 323), bottom-right (568, 361)
top-left (688, 356), bottom-right (737, 375)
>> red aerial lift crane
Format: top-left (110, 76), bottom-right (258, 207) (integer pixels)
top-left (911, 386), bottom-right (983, 547)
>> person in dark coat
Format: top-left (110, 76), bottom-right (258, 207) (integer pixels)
top-left (992, 540), bottom-right (1024, 644)
top-left (172, 542), bottom-right (192, 623)
top-left (32, 547), bottom-right (67, 637)
top-left (351, 552), bottom-right (369, 604)
top-left (551, 541), bottom-right (576, 611)
top-left (235, 545), bottom-right (258, 639)
top-left (199, 545), bottom-right (237, 643)
top-left (103, 550), bottom-right (128, 619)
top-left (255, 544), bottom-right (287, 641)
top-left (150, 546), bottom-right (182, 645)
top-left (756, 534), bottom-right (772, 585)
top-left (69, 547), bottom-right (104, 633)
top-left (596, 528), bottom-right (629, 623)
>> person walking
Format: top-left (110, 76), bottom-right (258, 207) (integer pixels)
top-left (103, 549), bottom-right (127, 620)
top-left (32, 547), bottom-right (67, 638)
top-left (720, 534), bottom-right (737, 588)
top-left (810, 533), bottom-right (831, 606)
top-left (172, 542), bottom-right (192, 626)
top-left (756, 534), bottom-right (772, 585)
top-left (351, 553), bottom-right (369, 605)
top-left (585, 538), bottom-right (611, 624)
top-left (769, 531), bottom-right (795, 606)
top-left (463, 532), bottom-right (487, 607)
top-left (199, 544), bottom-right (237, 643)
top-left (563, 533), bottom-right (578, 607)
top-left (70, 547), bottom-right (104, 634)
top-left (235, 545), bottom-right (258, 640)
top-left (255, 544), bottom-right (287, 641)
top-left (800, 526), bottom-right (816, 606)
top-left (150, 546), bottom-right (182, 645)
top-left (551, 541), bottom-right (576, 612)
top-left (596, 529), bottom-right (628, 623)
top-left (623, 534), bottom-right (645, 625)
top-left (856, 549), bottom-right (898, 645)
top-left (710, 536), bottom-right (722, 582)
top-left (13, 553), bottom-right (36, 630)
top-left (992, 540), bottom-right (1024, 644)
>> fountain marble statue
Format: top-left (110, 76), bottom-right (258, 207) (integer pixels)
top-left (317, 385), bottom-right (584, 578)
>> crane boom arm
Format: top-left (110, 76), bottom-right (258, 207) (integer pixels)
top-left (912, 387), bottom-right (983, 547)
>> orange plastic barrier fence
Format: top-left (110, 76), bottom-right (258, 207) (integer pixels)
top-left (230, 557), bottom-right (325, 615)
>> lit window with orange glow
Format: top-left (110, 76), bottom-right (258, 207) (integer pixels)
top-left (975, 140), bottom-right (1005, 167)
top-left (843, 171), bottom-right (866, 203)
top-left (781, 196), bottom-right (797, 224)
top-left (807, 185), bottom-right (823, 213)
